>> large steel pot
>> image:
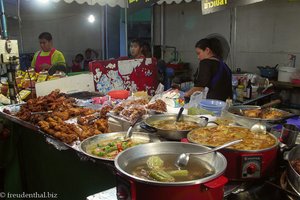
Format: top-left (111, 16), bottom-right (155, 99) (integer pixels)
top-left (286, 145), bottom-right (300, 196)
top-left (79, 132), bottom-right (160, 162)
top-left (188, 126), bottom-right (279, 180)
top-left (114, 142), bottom-right (228, 200)
top-left (141, 114), bottom-right (210, 140)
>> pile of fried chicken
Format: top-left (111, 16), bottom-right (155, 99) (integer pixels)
top-left (16, 90), bottom-right (111, 144)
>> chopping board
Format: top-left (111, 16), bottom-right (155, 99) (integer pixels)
top-left (35, 73), bottom-right (95, 97)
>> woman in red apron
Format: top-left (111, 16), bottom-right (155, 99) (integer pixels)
top-left (31, 32), bottom-right (66, 73)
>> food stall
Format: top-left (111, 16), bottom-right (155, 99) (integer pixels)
top-left (1, 1), bottom-right (300, 200)
top-left (1, 78), bottom-right (300, 199)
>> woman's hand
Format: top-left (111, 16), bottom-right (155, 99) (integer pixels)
top-left (184, 87), bottom-right (204, 97)
top-left (40, 63), bottom-right (52, 70)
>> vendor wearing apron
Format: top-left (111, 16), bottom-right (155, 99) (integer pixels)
top-left (31, 32), bottom-right (66, 73)
top-left (185, 38), bottom-right (232, 101)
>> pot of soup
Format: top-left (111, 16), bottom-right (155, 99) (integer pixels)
top-left (114, 142), bottom-right (228, 200)
top-left (188, 125), bottom-right (279, 180)
top-left (141, 114), bottom-right (211, 140)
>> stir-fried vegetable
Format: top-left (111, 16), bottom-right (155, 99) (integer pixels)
top-left (167, 170), bottom-right (189, 177)
top-left (91, 139), bottom-right (142, 159)
top-left (146, 156), bottom-right (164, 169)
top-left (149, 169), bottom-right (175, 182)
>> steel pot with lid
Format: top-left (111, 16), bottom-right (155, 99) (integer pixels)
top-left (114, 142), bottom-right (228, 200)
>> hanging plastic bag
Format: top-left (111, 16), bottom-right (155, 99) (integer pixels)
top-left (185, 88), bottom-right (213, 115)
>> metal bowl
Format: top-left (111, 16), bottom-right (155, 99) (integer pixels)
top-left (143, 114), bottom-right (209, 140)
top-left (79, 132), bottom-right (161, 162)
top-left (286, 145), bottom-right (300, 196)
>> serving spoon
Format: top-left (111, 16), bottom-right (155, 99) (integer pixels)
top-left (175, 139), bottom-right (243, 169)
top-left (123, 117), bottom-right (141, 141)
top-left (174, 107), bottom-right (184, 124)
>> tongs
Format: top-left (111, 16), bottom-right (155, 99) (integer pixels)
top-left (31, 111), bottom-right (53, 115)
top-left (87, 113), bottom-right (101, 125)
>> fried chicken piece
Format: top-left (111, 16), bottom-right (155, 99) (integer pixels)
top-left (38, 121), bottom-right (50, 130)
top-left (94, 118), bottom-right (108, 133)
top-left (100, 105), bottom-right (113, 119)
top-left (53, 132), bottom-right (77, 144)
top-left (52, 111), bottom-right (70, 121)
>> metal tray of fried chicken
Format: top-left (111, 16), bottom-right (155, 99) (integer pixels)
top-left (222, 105), bottom-right (295, 128)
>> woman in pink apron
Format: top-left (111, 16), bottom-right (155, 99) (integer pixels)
top-left (31, 32), bottom-right (66, 73)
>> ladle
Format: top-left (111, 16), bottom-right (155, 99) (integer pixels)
top-left (175, 139), bottom-right (243, 168)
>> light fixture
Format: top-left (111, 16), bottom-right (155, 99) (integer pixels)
top-left (38, 0), bottom-right (49, 4)
top-left (88, 15), bottom-right (95, 23)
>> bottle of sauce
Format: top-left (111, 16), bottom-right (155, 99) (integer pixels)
top-left (246, 79), bottom-right (252, 99)
top-left (236, 80), bottom-right (244, 102)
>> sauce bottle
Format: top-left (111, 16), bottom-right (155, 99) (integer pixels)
top-left (246, 79), bottom-right (252, 99)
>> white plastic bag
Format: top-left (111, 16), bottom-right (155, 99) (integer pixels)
top-left (185, 87), bottom-right (209, 109)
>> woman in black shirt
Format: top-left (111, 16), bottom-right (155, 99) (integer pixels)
top-left (185, 38), bottom-right (232, 101)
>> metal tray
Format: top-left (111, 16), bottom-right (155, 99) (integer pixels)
top-left (223, 105), bottom-right (295, 128)
top-left (79, 131), bottom-right (161, 162)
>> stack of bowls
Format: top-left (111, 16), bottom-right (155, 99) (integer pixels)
top-left (199, 99), bottom-right (226, 116)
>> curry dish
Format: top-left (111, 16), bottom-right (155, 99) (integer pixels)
top-left (188, 126), bottom-right (277, 151)
top-left (150, 120), bottom-right (200, 131)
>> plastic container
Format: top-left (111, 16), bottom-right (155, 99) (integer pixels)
top-left (107, 90), bottom-right (130, 99)
top-left (278, 67), bottom-right (297, 82)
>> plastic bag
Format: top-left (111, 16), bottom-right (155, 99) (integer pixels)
top-left (185, 88), bottom-right (209, 109)
top-left (155, 83), bottom-right (165, 95)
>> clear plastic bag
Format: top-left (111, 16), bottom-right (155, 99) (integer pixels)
top-left (185, 88), bottom-right (209, 109)
top-left (119, 105), bottom-right (147, 123)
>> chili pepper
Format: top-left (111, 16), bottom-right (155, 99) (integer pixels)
top-left (117, 143), bottom-right (123, 152)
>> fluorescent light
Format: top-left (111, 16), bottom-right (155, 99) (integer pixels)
top-left (88, 15), bottom-right (95, 23)
top-left (38, 0), bottom-right (49, 4)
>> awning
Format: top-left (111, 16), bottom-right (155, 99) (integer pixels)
top-left (157, 0), bottom-right (193, 4)
top-left (52, 0), bottom-right (127, 8)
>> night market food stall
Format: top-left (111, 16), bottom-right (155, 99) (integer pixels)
top-left (1, 0), bottom-right (300, 200)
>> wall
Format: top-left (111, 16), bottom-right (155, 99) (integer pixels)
top-left (236, 0), bottom-right (300, 72)
top-left (154, 1), bottom-right (231, 73)
top-left (5, 0), bottom-right (103, 66)
top-left (154, 0), bottom-right (300, 74)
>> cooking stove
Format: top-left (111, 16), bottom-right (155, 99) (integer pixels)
top-left (224, 170), bottom-right (299, 200)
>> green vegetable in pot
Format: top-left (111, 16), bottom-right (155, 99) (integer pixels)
top-left (149, 170), bottom-right (175, 182)
top-left (146, 156), bottom-right (164, 169)
top-left (167, 170), bottom-right (189, 177)
top-left (188, 107), bottom-right (214, 115)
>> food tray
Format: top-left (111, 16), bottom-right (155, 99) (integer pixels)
top-left (223, 105), bottom-right (295, 128)
top-left (0, 104), bottom-right (89, 152)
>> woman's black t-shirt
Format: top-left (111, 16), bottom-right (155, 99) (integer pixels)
top-left (194, 59), bottom-right (232, 101)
